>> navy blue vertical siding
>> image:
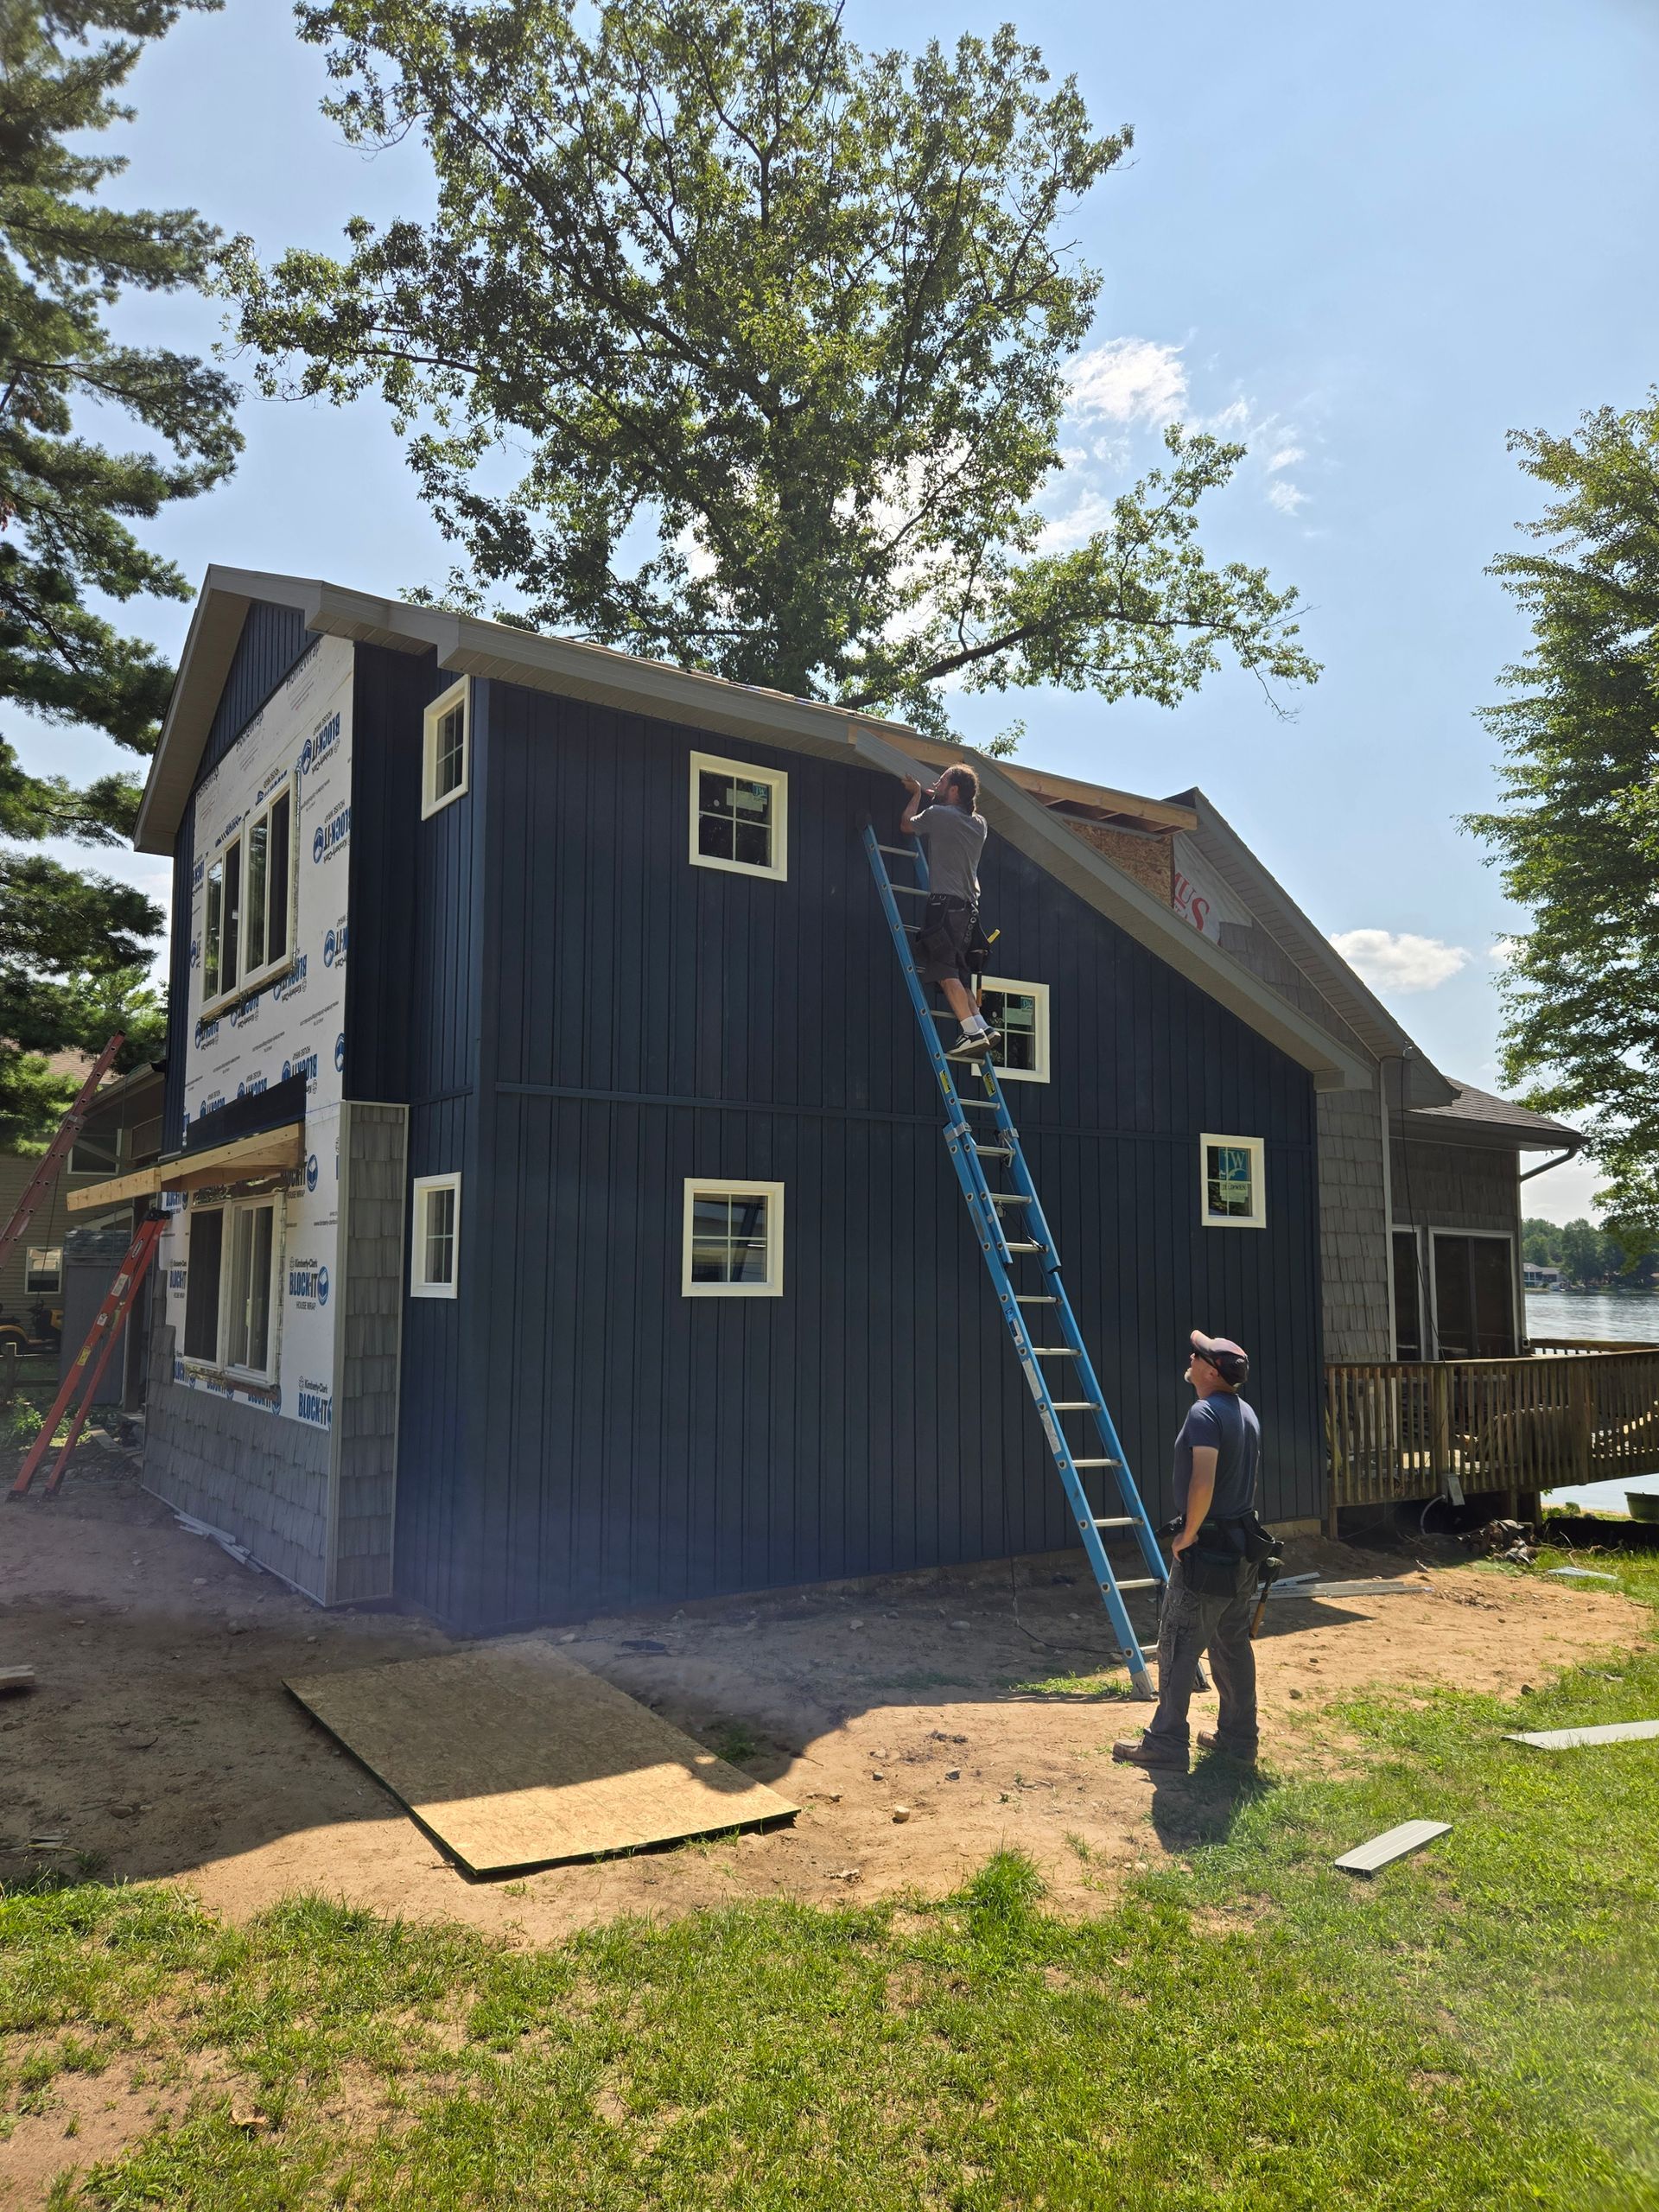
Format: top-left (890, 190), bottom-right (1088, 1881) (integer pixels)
top-left (162, 598), bottom-right (317, 1150)
top-left (381, 683), bottom-right (1324, 1632)
top-left (347, 647), bottom-right (492, 1621)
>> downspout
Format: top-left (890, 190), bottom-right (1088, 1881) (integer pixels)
top-left (1519, 1147), bottom-right (1582, 1183)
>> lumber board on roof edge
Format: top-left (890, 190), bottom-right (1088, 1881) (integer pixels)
top-left (285, 1638), bottom-right (798, 1877)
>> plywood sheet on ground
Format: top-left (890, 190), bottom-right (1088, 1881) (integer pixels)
top-left (285, 1639), bottom-right (798, 1876)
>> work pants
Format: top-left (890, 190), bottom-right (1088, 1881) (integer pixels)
top-left (1142, 1555), bottom-right (1259, 1758)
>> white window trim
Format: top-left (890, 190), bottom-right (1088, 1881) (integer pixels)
top-left (688, 750), bottom-right (788, 881)
top-left (422, 678), bottom-right (471, 820)
top-left (978, 975), bottom-right (1051, 1084)
top-left (24, 1247), bottom-right (62, 1294)
top-left (200, 774), bottom-right (300, 1018)
top-left (1199, 1133), bottom-right (1267, 1230)
top-left (182, 1194), bottom-right (284, 1385)
top-left (410, 1172), bottom-right (462, 1298)
top-left (682, 1178), bottom-right (785, 1298)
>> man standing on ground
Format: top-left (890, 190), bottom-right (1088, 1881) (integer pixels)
top-left (1112, 1329), bottom-right (1262, 1774)
top-left (899, 766), bottom-right (998, 1058)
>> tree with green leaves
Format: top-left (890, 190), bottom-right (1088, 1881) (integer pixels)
top-left (1468, 394), bottom-right (1659, 1241)
top-left (0, 0), bottom-right (239, 1145)
top-left (226, 0), bottom-right (1315, 734)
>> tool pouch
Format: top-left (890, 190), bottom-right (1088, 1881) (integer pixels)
top-left (1179, 1547), bottom-right (1244, 1597)
top-left (1239, 1510), bottom-right (1284, 1566)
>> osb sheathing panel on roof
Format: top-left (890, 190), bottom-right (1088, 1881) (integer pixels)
top-left (1060, 819), bottom-right (1175, 905)
top-left (285, 1639), bottom-right (797, 1877)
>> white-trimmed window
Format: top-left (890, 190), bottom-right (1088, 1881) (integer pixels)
top-left (1199, 1134), bottom-right (1266, 1229)
top-left (410, 1173), bottom-right (461, 1297)
top-left (683, 1179), bottom-right (785, 1297)
top-left (181, 1196), bottom-right (282, 1381)
top-left (423, 679), bottom-right (470, 817)
top-left (203, 779), bottom-right (296, 1011)
top-left (689, 752), bottom-right (787, 880)
top-left (979, 977), bottom-right (1050, 1083)
top-left (25, 1247), bottom-right (62, 1294)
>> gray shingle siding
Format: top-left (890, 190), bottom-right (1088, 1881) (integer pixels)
top-left (325, 1101), bottom-right (406, 1603)
top-left (1219, 923), bottom-right (1393, 1361)
top-left (144, 1321), bottom-right (331, 1597)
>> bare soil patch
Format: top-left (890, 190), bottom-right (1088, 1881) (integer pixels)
top-left (1, 1456), bottom-right (1644, 1940)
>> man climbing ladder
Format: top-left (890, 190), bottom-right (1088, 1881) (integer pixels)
top-left (863, 771), bottom-right (1170, 1694)
top-left (899, 766), bottom-right (999, 1059)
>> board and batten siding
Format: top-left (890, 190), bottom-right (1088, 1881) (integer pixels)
top-left (384, 676), bottom-right (1325, 1632)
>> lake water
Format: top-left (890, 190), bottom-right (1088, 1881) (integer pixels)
top-left (1527, 1288), bottom-right (1659, 1512)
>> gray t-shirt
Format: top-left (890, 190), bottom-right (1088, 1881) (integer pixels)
top-left (912, 804), bottom-right (987, 905)
top-left (1173, 1391), bottom-right (1261, 1523)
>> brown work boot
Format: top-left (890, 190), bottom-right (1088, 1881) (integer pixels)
top-left (1197, 1731), bottom-right (1257, 1764)
top-left (1111, 1737), bottom-right (1189, 1775)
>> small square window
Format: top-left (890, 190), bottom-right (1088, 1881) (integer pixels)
top-left (978, 977), bottom-right (1050, 1083)
top-left (410, 1173), bottom-right (461, 1297)
top-left (1200, 1134), bottom-right (1266, 1229)
top-left (682, 1179), bottom-right (785, 1297)
top-left (423, 680), bottom-right (470, 818)
top-left (25, 1247), bottom-right (62, 1294)
top-left (688, 752), bottom-right (787, 880)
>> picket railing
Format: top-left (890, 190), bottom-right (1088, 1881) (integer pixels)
top-left (1325, 1347), bottom-right (1659, 1517)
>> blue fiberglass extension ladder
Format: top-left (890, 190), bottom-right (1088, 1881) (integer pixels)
top-left (862, 821), bottom-right (1168, 1695)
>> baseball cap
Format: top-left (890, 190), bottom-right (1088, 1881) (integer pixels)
top-left (1191, 1329), bottom-right (1249, 1386)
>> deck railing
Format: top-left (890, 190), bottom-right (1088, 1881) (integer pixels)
top-left (1325, 1345), bottom-right (1659, 1518)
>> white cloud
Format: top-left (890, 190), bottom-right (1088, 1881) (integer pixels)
top-left (1266, 480), bottom-right (1308, 516)
top-left (1037, 487), bottom-right (1117, 552)
top-left (1329, 928), bottom-right (1472, 994)
top-left (1264, 443), bottom-right (1305, 474)
top-left (1065, 338), bottom-right (1187, 428)
top-left (1490, 935), bottom-right (1522, 968)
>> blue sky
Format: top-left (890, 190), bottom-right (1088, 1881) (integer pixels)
top-left (24, 0), bottom-right (1659, 1221)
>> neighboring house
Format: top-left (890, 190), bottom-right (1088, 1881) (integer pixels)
top-left (55, 1062), bottom-right (167, 1408)
top-left (73, 566), bottom-right (1573, 1626)
top-left (1522, 1262), bottom-right (1565, 1293)
top-left (0, 1051), bottom-right (123, 1342)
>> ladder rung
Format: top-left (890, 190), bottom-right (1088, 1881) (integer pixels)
top-left (1073, 1458), bottom-right (1122, 1469)
top-left (1113, 1578), bottom-right (1160, 1592)
top-left (973, 1145), bottom-right (1011, 1158)
top-left (876, 843), bottom-right (915, 857)
top-left (958, 1097), bottom-right (1001, 1109)
top-left (1030, 1346), bottom-right (1077, 1356)
top-left (891, 883), bottom-right (928, 897)
top-left (1014, 1294), bottom-right (1056, 1303)
top-left (1091, 1516), bottom-right (1135, 1529)
top-left (1002, 1241), bottom-right (1042, 1253)
top-left (1048, 1401), bottom-right (1101, 1411)
top-left (988, 1192), bottom-right (1032, 1205)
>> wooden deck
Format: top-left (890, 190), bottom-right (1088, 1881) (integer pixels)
top-left (1325, 1342), bottom-right (1659, 1523)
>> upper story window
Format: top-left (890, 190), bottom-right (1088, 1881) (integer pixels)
top-left (689, 752), bottom-right (787, 881)
top-left (1199, 1134), bottom-right (1266, 1229)
top-left (423, 679), bottom-right (470, 818)
top-left (979, 977), bottom-right (1050, 1083)
top-left (25, 1247), bottom-right (62, 1294)
top-left (203, 778), bottom-right (296, 1013)
top-left (683, 1179), bottom-right (785, 1297)
top-left (410, 1173), bottom-right (461, 1298)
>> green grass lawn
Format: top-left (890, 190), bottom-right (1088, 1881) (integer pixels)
top-left (6, 1553), bottom-right (1659, 2209)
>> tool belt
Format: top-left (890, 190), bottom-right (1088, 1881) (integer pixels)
top-left (917, 894), bottom-right (993, 977)
top-left (1174, 1511), bottom-right (1281, 1596)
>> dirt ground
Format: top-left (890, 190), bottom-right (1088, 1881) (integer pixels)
top-left (1, 1453), bottom-right (1647, 1939)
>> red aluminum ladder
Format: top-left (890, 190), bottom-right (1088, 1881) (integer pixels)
top-left (10, 1211), bottom-right (163, 1497)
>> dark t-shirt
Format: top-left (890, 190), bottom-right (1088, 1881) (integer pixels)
top-left (1173, 1391), bottom-right (1261, 1523)
top-left (912, 804), bottom-right (986, 905)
